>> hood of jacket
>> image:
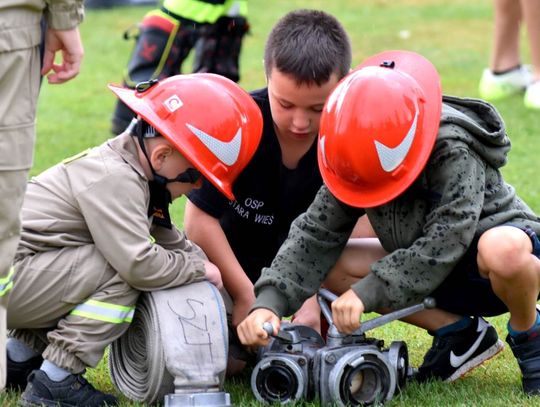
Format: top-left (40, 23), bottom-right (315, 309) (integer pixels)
top-left (438, 95), bottom-right (511, 169)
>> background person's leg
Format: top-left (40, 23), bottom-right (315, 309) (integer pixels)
top-left (521, 0), bottom-right (540, 108)
top-left (0, 39), bottom-right (40, 392)
top-left (479, 0), bottom-right (533, 100)
top-left (490, 0), bottom-right (522, 72)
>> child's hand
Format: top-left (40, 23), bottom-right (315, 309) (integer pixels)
top-left (237, 308), bottom-right (280, 347)
top-left (331, 289), bottom-right (364, 334)
top-left (203, 261), bottom-right (223, 289)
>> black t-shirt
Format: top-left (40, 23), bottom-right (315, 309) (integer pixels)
top-left (187, 88), bottom-right (323, 283)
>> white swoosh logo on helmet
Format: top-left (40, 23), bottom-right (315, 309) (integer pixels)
top-left (319, 136), bottom-right (328, 168)
top-left (374, 107), bottom-right (419, 172)
top-left (186, 123), bottom-right (241, 166)
top-left (449, 318), bottom-right (487, 368)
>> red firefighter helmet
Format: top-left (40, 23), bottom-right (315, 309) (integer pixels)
top-left (109, 73), bottom-right (262, 200)
top-left (318, 50), bottom-right (442, 208)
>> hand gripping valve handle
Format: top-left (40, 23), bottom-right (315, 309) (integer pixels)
top-left (262, 293), bottom-right (436, 342)
top-left (317, 288), bottom-right (436, 337)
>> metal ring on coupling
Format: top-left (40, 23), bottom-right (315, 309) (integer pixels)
top-left (251, 355), bottom-right (306, 404)
top-left (328, 348), bottom-right (395, 406)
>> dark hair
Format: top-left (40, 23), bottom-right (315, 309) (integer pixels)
top-left (264, 9), bottom-right (352, 86)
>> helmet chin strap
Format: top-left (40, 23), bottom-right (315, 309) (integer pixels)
top-left (128, 118), bottom-right (202, 229)
top-left (129, 118), bottom-right (201, 185)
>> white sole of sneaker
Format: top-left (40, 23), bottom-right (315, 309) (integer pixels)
top-left (446, 339), bottom-right (505, 382)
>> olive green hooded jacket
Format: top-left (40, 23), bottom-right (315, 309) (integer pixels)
top-left (253, 95), bottom-right (540, 316)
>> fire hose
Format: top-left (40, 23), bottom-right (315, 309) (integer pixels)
top-left (108, 281), bottom-right (232, 406)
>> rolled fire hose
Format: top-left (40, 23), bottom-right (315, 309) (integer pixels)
top-left (109, 281), bottom-right (230, 405)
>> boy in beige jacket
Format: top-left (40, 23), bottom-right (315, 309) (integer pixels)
top-left (7, 73), bottom-right (262, 407)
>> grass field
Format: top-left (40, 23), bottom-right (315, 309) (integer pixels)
top-left (5, 0), bottom-right (540, 405)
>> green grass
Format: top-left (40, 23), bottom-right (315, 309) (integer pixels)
top-left (7, 0), bottom-right (540, 405)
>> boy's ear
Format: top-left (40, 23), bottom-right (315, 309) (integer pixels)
top-left (150, 143), bottom-right (173, 171)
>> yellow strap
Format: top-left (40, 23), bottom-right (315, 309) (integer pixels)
top-left (123, 9), bottom-right (180, 87)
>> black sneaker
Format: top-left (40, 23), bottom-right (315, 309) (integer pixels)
top-left (506, 323), bottom-right (540, 395)
top-left (415, 316), bottom-right (504, 382)
top-left (20, 370), bottom-right (118, 407)
top-left (6, 354), bottom-right (43, 391)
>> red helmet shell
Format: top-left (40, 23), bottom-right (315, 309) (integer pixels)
top-left (318, 50), bottom-right (442, 207)
top-left (109, 73), bottom-right (263, 200)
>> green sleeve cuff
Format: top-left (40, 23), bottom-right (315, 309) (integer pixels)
top-left (350, 273), bottom-right (391, 313)
top-left (251, 286), bottom-right (289, 318)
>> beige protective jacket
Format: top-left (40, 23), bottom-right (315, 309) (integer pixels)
top-left (9, 133), bottom-right (207, 372)
top-left (18, 133), bottom-right (207, 291)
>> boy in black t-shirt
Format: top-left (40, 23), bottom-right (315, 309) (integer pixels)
top-left (185, 10), bottom-right (360, 359)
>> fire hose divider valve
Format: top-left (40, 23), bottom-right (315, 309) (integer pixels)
top-left (251, 323), bottom-right (325, 404)
top-left (250, 292), bottom-right (435, 406)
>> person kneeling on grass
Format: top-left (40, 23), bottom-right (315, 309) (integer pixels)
top-left (238, 50), bottom-right (540, 396)
top-left (6, 73), bottom-right (262, 407)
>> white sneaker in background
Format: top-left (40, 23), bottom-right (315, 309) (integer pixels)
top-left (478, 65), bottom-right (533, 101)
top-left (524, 81), bottom-right (540, 110)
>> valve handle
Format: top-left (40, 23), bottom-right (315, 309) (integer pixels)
top-left (317, 288), bottom-right (436, 334)
top-left (358, 297), bottom-right (435, 335)
top-left (262, 322), bottom-right (294, 343)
